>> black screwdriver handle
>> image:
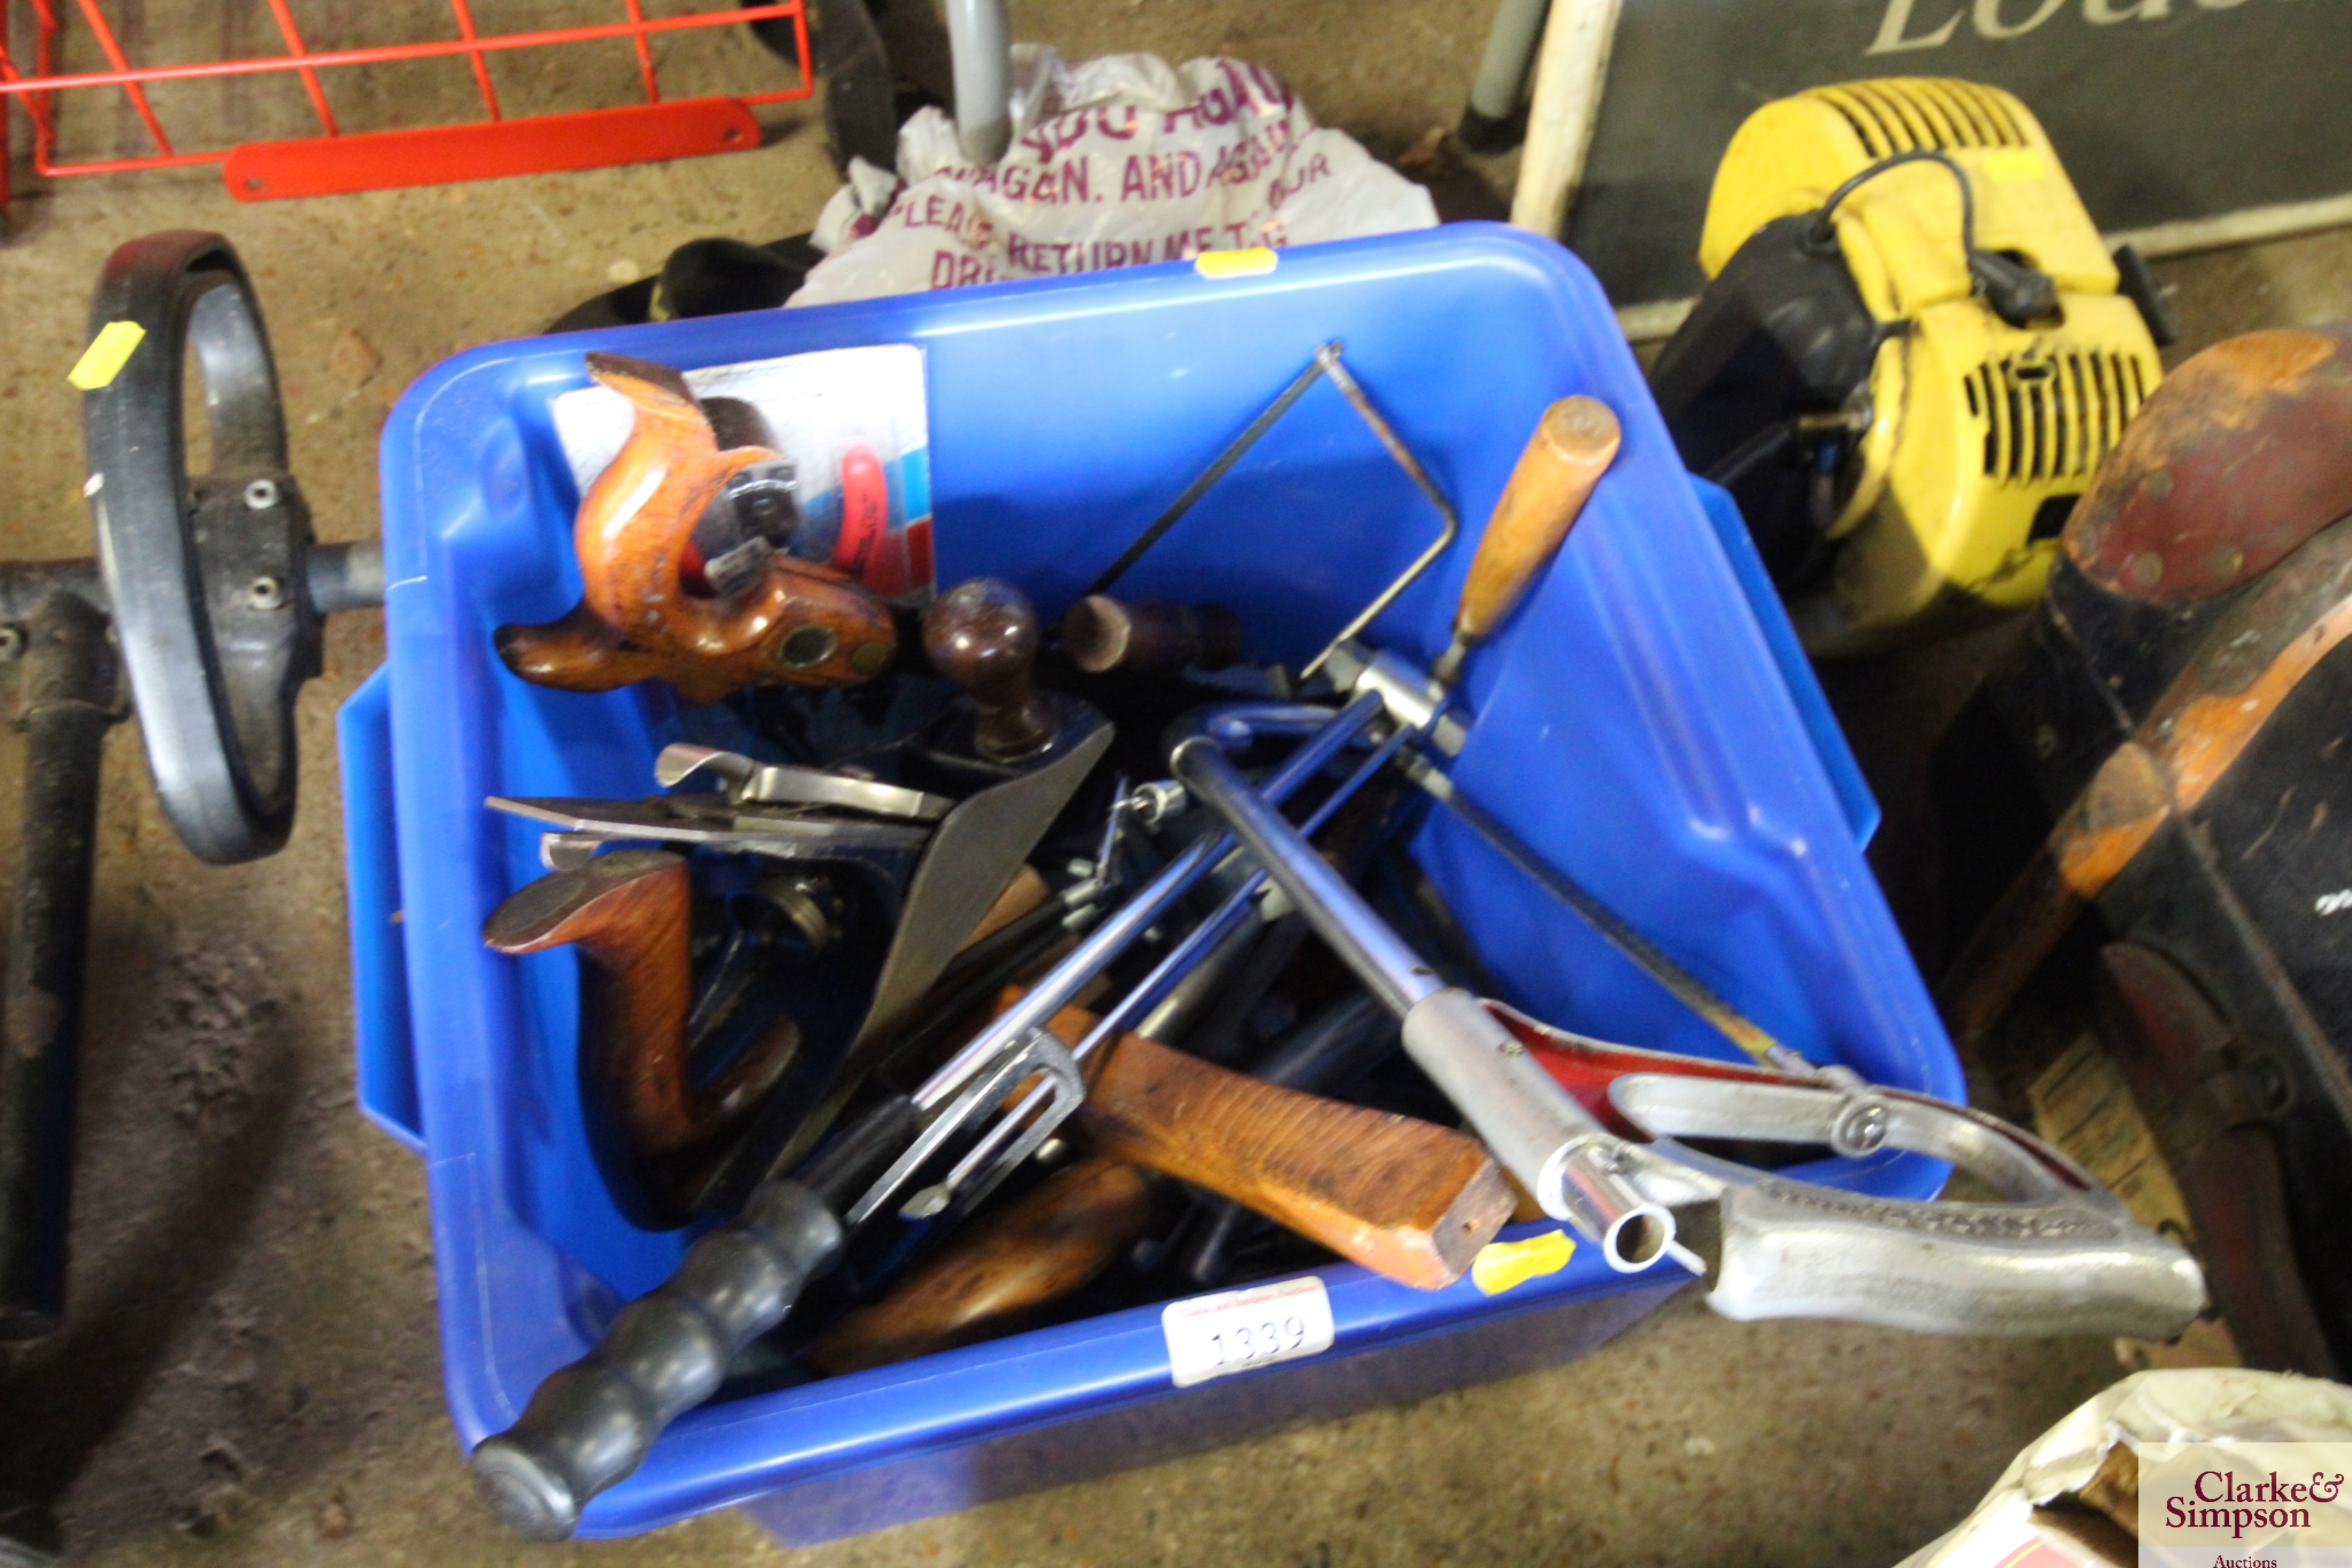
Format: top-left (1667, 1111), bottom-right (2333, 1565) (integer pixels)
top-left (468, 1177), bottom-right (843, 1540)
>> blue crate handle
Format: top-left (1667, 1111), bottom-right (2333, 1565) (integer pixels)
top-left (340, 665), bottom-right (425, 1153)
top-left (1688, 477), bottom-right (1878, 847)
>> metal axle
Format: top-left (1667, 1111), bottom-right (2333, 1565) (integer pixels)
top-left (0, 595), bottom-right (120, 1339)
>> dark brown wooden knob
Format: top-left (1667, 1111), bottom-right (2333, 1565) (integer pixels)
top-left (1062, 596), bottom-right (1245, 676)
top-left (924, 577), bottom-right (1056, 760)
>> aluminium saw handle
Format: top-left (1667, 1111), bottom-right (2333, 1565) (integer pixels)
top-left (469, 1176), bottom-right (843, 1540)
top-left (1612, 1074), bottom-right (2209, 1341)
top-left (1491, 1002), bottom-right (2207, 1341)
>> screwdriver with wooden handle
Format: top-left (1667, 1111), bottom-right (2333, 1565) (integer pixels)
top-left (1391, 394), bottom-right (1803, 1073)
top-left (1430, 394), bottom-right (1621, 686)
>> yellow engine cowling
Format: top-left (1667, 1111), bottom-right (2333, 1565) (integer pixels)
top-left (1699, 78), bottom-right (2164, 653)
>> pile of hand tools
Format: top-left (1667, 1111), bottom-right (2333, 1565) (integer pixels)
top-left (455, 338), bottom-right (2206, 1540)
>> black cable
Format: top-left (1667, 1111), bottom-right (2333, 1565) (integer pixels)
top-left (1805, 147), bottom-right (1975, 256)
top-left (1804, 147), bottom-right (2056, 327)
top-left (1702, 420), bottom-right (1800, 489)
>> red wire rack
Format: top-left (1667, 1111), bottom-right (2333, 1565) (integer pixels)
top-left (0, 1), bottom-right (811, 211)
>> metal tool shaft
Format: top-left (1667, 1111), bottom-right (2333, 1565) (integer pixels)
top-left (1400, 751), bottom-right (1807, 1072)
top-left (1300, 348), bottom-right (1461, 680)
top-left (1084, 350), bottom-right (1333, 598)
top-left (938, 718), bottom-right (1416, 1213)
top-left (912, 694), bottom-right (1383, 1114)
top-left (1079, 343), bottom-right (1459, 687)
top-left (1081, 720), bottom-right (1413, 1062)
top-left (1171, 726), bottom-right (1672, 1271)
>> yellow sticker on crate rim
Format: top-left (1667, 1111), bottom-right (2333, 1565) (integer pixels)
top-left (1471, 1230), bottom-right (1575, 1295)
top-left (68, 321), bottom-right (147, 391)
top-left (1194, 247), bottom-right (1278, 279)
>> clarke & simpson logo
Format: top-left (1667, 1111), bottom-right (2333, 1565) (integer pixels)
top-left (2162, 1467), bottom-right (2344, 1538)
top-left (2138, 1443), bottom-right (2352, 1568)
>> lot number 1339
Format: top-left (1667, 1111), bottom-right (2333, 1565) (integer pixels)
top-left (1161, 1276), bottom-right (1336, 1389)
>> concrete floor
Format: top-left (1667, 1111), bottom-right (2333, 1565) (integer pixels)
top-left (1, 5), bottom-right (2349, 1565)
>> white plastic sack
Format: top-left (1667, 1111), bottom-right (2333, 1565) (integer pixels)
top-left (1894, 1369), bottom-right (2352, 1568)
top-left (794, 46), bottom-right (1437, 306)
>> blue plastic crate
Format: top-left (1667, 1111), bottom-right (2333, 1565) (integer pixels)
top-left (338, 223), bottom-right (1952, 1543)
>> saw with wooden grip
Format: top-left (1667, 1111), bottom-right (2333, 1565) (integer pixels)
top-left (494, 353), bottom-right (897, 704)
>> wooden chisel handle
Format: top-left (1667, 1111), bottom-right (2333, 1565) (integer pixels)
top-left (1433, 395), bottom-right (1621, 684)
top-left (1073, 1024), bottom-right (1508, 1290)
top-left (807, 1154), bottom-right (1153, 1375)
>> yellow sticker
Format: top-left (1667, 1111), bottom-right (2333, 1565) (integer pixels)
top-left (1194, 247), bottom-right (1278, 279)
top-left (1471, 1229), bottom-right (1575, 1295)
top-left (68, 320), bottom-right (147, 391)
top-left (1983, 149), bottom-right (2047, 185)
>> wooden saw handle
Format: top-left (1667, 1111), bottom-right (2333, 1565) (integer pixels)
top-left (1067, 1016), bottom-right (1511, 1290)
top-left (1436, 395), bottom-right (1621, 683)
top-left (483, 849), bottom-right (798, 1223)
top-left (494, 352), bottom-right (897, 705)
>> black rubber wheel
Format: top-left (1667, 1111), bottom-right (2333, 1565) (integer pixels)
top-left (80, 231), bottom-right (322, 864)
top-left (745, 0), bottom-right (898, 173)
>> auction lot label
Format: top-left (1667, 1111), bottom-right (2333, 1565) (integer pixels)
top-left (2139, 1443), bottom-right (2352, 1568)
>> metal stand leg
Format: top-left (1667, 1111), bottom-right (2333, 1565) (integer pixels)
top-left (809, 0), bottom-right (900, 173)
top-left (944, 0), bottom-right (1009, 165)
top-left (0, 1488), bottom-right (64, 1568)
top-left (1509, 0), bottom-right (1623, 239)
top-left (1460, 0), bottom-right (1548, 153)
top-left (0, 594), bottom-right (118, 1341)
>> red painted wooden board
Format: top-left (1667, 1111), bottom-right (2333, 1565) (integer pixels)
top-left (222, 97), bottom-right (761, 201)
